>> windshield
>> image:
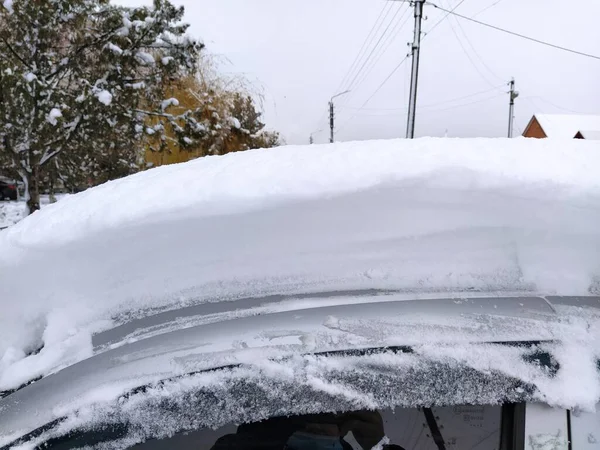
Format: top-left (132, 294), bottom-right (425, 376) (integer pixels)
top-left (178, 407), bottom-right (502, 450)
top-left (25, 405), bottom-right (504, 450)
top-left (167, 407), bottom-right (500, 450)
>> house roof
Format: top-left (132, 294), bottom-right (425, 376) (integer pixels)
top-left (577, 130), bottom-right (600, 140)
top-left (533, 114), bottom-right (600, 139)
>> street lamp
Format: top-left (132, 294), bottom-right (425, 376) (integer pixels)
top-left (329, 90), bottom-right (351, 143)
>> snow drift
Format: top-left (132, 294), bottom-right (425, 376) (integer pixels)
top-left (0, 137), bottom-right (599, 395)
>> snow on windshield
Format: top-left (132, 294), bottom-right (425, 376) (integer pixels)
top-left (0, 137), bottom-right (599, 410)
top-left (2, 329), bottom-right (600, 450)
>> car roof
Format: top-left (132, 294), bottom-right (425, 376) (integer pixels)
top-left (91, 292), bottom-right (594, 350)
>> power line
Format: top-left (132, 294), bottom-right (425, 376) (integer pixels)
top-left (348, 5), bottom-right (412, 93)
top-left (351, 54), bottom-right (410, 111)
top-left (338, 85), bottom-right (503, 111)
top-left (430, 4), bottom-right (600, 61)
top-left (438, 0), bottom-right (501, 89)
top-left (339, 111), bottom-right (407, 118)
top-left (323, 0), bottom-right (474, 138)
top-left (425, 0), bottom-right (468, 36)
top-left (344, 2), bottom-right (408, 95)
top-left (420, 92), bottom-right (506, 113)
top-left (440, 0), bottom-right (505, 83)
top-left (336, 54), bottom-right (411, 134)
top-left (472, 0), bottom-right (505, 18)
top-left (336, 0), bottom-right (462, 135)
top-left (422, 84), bottom-right (504, 107)
top-left (333, 2), bottom-right (390, 95)
top-left (342, 92), bottom-right (504, 117)
top-left (335, 0), bottom-right (503, 134)
top-left (334, 2), bottom-right (395, 95)
top-left (420, 0), bottom-right (504, 89)
top-left (339, 4), bottom-right (412, 107)
top-left (427, 94), bottom-right (505, 114)
top-left (522, 95), bottom-right (542, 114)
top-left (522, 96), bottom-right (590, 114)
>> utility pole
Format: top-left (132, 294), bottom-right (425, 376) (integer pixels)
top-left (329, 90), bottom-right (351, 143)
top-left (507, 78), bottom-right (519, 138)
top-left (406, 0), bottom-right (425, 139)
top-left (329, 101), bottom-right (335, 143)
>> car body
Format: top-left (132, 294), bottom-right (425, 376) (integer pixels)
top-left (1, 138), bottom-right (599, 449)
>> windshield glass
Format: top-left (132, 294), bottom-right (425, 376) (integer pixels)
top-left (199, 406), bottom-right (502, 450)
top-left (134, 405), bottom-right (502, 450)
top-left (45, 405), bottom-right (502, 450)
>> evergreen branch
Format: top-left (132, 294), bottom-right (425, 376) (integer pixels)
top-left (0, 36), bottom-right (33, 70)
top-left (40, 116), bottom-right (84, 166)
top-left (133, 109), bottom-right (174, 119)
top-left (46, 25), bottom-right (123, 80)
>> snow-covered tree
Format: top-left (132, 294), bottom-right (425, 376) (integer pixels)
top-left (0, 0), bottom-right (202, 213)
top-left (145, 74), bottom-right (282, 167)
top-left (228, 93), bottom-right (282, 152)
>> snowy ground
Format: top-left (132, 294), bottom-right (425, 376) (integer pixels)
top-left (0, 202), bottom-right (25, 229)
top-left (0, 195), bottom-right (68, 230)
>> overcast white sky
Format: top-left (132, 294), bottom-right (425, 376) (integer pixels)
top-left (118, 0), bottom-right (600, 144)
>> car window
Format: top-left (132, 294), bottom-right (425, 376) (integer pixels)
top-left (128, 405), bottom-right (502, 450)
top-left (570, 404), bottom-right (600, 450)
top-left (524, 404), bottom-right (568, 450)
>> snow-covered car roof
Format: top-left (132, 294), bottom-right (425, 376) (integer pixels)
top-left (1, 137), bottom-right (600, 446)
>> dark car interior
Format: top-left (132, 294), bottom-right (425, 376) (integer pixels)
top-left (9, 404), bottom-right (525, 450)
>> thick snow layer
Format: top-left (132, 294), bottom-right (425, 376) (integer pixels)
top-left (0, 138), bottom-right (599, 403)
top-left (534, 114), bottom-right (600, 139)
top-left (3, 138), bottom-right (598, 249)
